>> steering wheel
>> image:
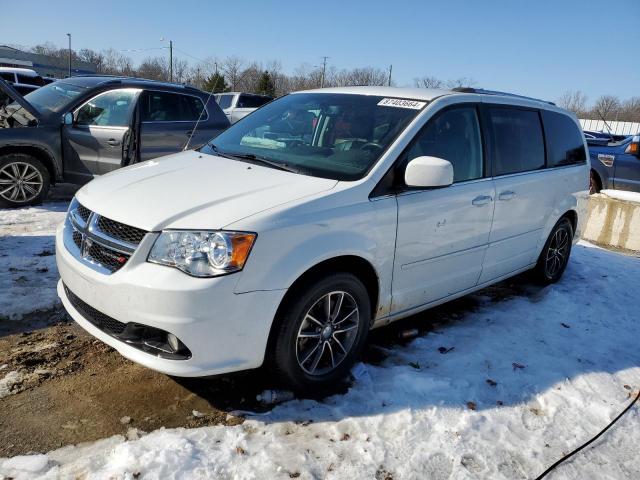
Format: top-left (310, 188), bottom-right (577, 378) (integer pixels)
top-left (360, 142), bottom-right (384, 152)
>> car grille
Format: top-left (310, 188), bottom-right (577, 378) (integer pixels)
top-left (64, 285), bottom-right (127, 335)
top-left (67, 202), bottom-right (148, 274)
top-left (96, 215), bottom-right (147, 245)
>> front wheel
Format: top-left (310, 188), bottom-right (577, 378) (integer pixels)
top-left (532, 218), bottom-right (573, 284)
top-left (270, 273), bottom-right (371, 392)
top-left (0, 154), bottom-right (50, 208)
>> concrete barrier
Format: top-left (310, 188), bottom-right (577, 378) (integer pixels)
top-left (582, 192), bottom-right (640, 251)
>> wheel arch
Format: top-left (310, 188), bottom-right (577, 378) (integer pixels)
top-left (265, 255), bottom-right (380, 358)
top-left (590, 168), bottom-right (603, 192)
top-left (0, 145), bottom-right (58, 183)
top-left (560, 209), bottom-right (578, 234)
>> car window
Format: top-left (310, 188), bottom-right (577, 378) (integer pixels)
top-left (16, 73), bottom-right (44, 87)
top-left (75, 89), bottom-right (138, 127)
top-left (216, 94), bottom-right (234, 109)
top-left (180, 95), bottom-right (207, 121)
top-left (237, 94), bottom-right (270, 109)
top-left (489, 107), bottom-right (545, 176)
top-left (140, 91), bottom-right (205, 122)
top-left (203, 93), bottom-right (423, 181)
top-left (0, 72), bottom-right (15, 82)
top-left (406, 106), bottom-right (483, 183)
top-left (542, 110), bottom-right (587, 167)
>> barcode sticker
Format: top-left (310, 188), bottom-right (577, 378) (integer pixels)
top-left (377, 98), bottom-right (426, 109)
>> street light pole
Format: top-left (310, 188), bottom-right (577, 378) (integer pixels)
top-left (169, 40), bottom-right (173, 82)
top-left (66, 33), bottom-right (71, 78)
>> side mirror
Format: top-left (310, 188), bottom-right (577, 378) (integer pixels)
top-left (404, 156), bottom-right (454, 188)
top-left (62, 112), bottom-right (74, 125)
top-left (625, 135), bottom-right (640, 157)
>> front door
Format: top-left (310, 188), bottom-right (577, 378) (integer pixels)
top-left (392, 105), bottom-right (495, 315)
top-left (62, 88), bottom-right (140, 178)
top-left (613, 139), bottom-right (640, 191)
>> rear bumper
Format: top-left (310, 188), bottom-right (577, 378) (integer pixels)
top-left (56, 222), bottom-right (285, 377)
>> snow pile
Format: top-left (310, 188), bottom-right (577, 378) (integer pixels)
top-left (601, 189), bottom-right (640, 204)
top-left (0, 370), bottom-right (24, 398)
top-left (0, 202), bottom-right (67, 320)
top-left (1, 241), bottom-right (638, 479)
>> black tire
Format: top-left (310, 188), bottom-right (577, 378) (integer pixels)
top-left (270, 272), bottom-right (371, 393)
top-left (589, 170), bottom-right (601, 195)
top-left (0, 153), bottom-right (50, 208)
top-left (532, 218), bottom-right (573, 285)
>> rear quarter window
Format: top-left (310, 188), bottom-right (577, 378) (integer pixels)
top-left (542, 110), bottom-right (587, 167)
top-left (488, 106), bottom-right (545, 176)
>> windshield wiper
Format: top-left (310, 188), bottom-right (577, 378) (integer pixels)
top-left (207, 144), bottom-right (302, 174)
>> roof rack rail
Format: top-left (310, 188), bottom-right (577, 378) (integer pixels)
top-left (452, 87), bottom-right (555, 106)
top-left (69, 74), bottom-right (192, 89)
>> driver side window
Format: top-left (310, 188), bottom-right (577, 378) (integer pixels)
top-left (75, 89), bottom-right (138, 127)
top-left (406, 106), bottom-right (483, 183)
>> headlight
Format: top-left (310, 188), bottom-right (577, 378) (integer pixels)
top-left (148, 230), bottom-right (256, 277)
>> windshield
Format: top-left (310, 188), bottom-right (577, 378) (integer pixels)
top-left (202, 93), bottom-right (424, 180)
top-left (22, 81), bottom-right (88, 113)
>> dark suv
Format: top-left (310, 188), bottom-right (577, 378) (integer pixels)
top-left (0, 76), bottom-right (229, 207)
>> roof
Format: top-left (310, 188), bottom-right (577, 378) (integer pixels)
top-left (0, 67), bottom-right (39, 75)
top-left (296, 86), bottom-right (555, 107)
top-left (298, 86), bottom-right (450, 101)
top-left (57, 75), bottom-right (202, 92)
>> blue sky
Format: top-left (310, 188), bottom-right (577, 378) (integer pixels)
top-left (3, 0), bottom-right (638, 104)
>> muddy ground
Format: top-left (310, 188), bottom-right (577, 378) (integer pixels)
top-left (0, 275), bottom-right (539, 458)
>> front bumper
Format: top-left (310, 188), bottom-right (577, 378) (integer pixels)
top-left (56, 222), bottom-right (285, 377)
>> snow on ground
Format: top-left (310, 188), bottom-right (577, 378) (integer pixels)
top-left (1, 241), bottom-right (639, 479)
top-left (601, 189), bottom-right (640, 204)
top-left (0, 203), bottom-right (67, 320)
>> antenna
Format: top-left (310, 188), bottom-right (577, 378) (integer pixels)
top-left (595, 108), bottom-right (615, 142)
top-left (183, 85), bottom-right (218, 151)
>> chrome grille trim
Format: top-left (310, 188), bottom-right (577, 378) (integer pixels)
top-left (65, 201), bottom-right (148, 275)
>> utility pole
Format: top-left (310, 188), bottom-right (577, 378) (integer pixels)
top-left (169, 40), bottom-right (173, 82)
top-left (66, 33), bottom-right (71, 78)
top-left (320, 56), bottom-right (329, 88)
top-left (388, 64), bottom-right (392, 86)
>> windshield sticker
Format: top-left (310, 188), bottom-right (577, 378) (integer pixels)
top-left (377, 98), bottom-right (426, 109)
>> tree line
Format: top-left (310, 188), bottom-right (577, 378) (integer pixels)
top-left (19, 43), bottom-right (639, 122)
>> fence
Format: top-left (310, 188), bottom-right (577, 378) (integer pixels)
top-left (579, 119), bottom-right (640, 136)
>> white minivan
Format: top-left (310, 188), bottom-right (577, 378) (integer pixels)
top-left (56, 87), bottom-right (589, 391)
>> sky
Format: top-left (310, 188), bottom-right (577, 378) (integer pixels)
top-left (2, 0), bottom-right (638, 104)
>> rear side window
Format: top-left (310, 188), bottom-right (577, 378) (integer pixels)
top-left (217, 94), bottom-right (234, 109)
top-left (542, 110), bottom-right (586, 167)
top-left (0, 72), bottom-right (15, 82)
top-left (489, 107), bottom-right (545, 176)
top-left (406, 106), bottom-right (483, 183)
top-left (141, 91), bottom-right (206, 122)
top-left (237, 94), bottom-right (271, 109)
top-left (16, 73), bottom-right (45, 86)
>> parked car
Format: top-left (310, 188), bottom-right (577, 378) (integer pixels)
top-left (0, 76), bottom-right (229, 207)
top-left (0, 67), bottom-right (45, 95)
top-left (214, 92), bottom-right (273, 123)
top-left (56, 86), bottom-right (588, 391)
top-left (587, 134), bottom-right (639, 193)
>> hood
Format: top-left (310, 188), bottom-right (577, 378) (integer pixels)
top-left (76, 151), bottom-right (338, 231)
top-left (0, 78), bottom-right (41, 122)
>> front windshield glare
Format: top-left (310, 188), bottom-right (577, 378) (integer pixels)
top-left (202, 93), bottom-right (424, 180)
top-left (23, 81), bottom-right (87, 113)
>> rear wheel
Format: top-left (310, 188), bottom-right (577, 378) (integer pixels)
top-left (270, 272), bottom-right (371, 392)
top-left (532, 218), bottom-right (573, 284)
top-left (0, 154), bottom-right (50, 208)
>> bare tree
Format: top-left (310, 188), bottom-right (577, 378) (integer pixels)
top-left (591, 95), bottom-right (621, 121)
top-left (334, 67), bottom-right (387, 87)
top-left (558, 90), bottom-right (588, 116)
top-left (221, 56), bottom-right (246, 91)
top-left (619, 97), bottom-right (640, 123)
top-left (414, 76), bottom-right (444, 89)
top-left (101, 48), bottom-right (134, 75)
top-left (445, 77), bottom-right (476, 89)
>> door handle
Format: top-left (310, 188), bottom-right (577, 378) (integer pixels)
top-left (498, 190), bottom-right (516, 201)
top-left (472, 195), bottom-right (493, 206)
top-left (106, 138), bottom-right (120, 146)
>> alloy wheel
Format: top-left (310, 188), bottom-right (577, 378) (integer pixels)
top-left (545, 227), bottom-right (570, 278)
top-left (295, 291), bottom-right (360, 376)
top-left (0, 162), bottom-right (43, 203)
